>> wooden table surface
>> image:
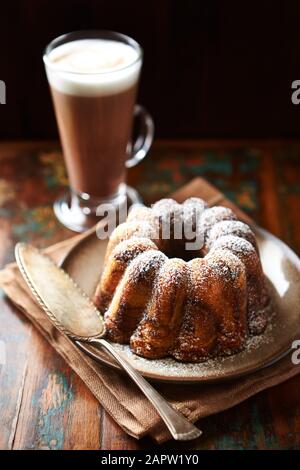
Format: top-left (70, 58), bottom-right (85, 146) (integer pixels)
top-left (0, 139), bottom-right (300, 450)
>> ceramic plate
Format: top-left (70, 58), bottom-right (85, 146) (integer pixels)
top-left (62, 226), bottom-right (300, 383)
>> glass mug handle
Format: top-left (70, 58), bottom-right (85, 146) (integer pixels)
top-left (125, 105), bottom-right (154, 168)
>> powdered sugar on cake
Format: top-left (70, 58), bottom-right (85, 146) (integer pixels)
top-left (94, 197), bottom-right (274, 364)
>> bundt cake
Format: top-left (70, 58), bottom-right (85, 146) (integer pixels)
top-left (93, 198), bottom-right (270, 362)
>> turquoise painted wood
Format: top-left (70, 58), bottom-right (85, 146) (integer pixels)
top-left (0, 140), bottom-right (300, 449)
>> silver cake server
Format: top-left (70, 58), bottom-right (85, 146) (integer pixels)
top-left (15, 242), bottom-right (202, 441)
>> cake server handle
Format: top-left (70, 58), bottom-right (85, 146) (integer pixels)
top-left (79, 337), bottom-right (202, 441)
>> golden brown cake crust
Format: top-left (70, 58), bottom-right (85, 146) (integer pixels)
top-left (93, 198), bottom-right (271, 362)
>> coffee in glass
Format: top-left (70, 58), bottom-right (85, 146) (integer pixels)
top-left (44, 31), bottom-right (153, 232)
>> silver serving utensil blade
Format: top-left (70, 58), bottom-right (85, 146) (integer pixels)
top-left (15, 242), bottom-right (104, 341)
top-left (15, 242), bottom-right (202, 441)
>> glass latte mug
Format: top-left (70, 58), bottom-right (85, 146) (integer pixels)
top-left (43, 31), bottom-right (154, 232)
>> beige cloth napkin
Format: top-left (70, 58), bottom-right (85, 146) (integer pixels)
top-left (0, 177), bottom-right (299, 444)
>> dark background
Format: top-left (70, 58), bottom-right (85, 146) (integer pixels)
top-left (1, 0), bottom-right (300, 140)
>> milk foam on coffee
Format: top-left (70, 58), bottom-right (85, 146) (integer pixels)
top-left (45, 39), bottom-right (141, 96)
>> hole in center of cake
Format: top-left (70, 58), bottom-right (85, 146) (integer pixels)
top-left (156, 225), bottom-right (205, 262)
top-left (152, 201), bottom-right (205, 262)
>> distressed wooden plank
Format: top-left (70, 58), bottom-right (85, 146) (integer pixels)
top-left (264, 376), bottom-right (300, 449)
top-left (1, 140), bottom-right (300, 450)
top-left (12, 328), bottom-right (101, 450)
top-left (0, 215), bottom-right (33, 450)
top-left (257, 149), bottom-right (283, 237)
top-left (261, 144), bottom-right (300, 450)
top-left (278, 145), bottom-right (300, 253)
top-left (0, 300), bottom-right (32, 449)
